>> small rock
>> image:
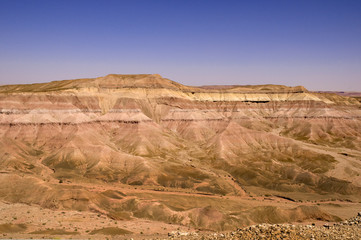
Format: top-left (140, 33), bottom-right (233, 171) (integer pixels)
top-left (168, 231), bottom-right (177, 237)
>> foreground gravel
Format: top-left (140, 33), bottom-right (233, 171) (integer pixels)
top-left (167, 212), bottom-right (361, 240)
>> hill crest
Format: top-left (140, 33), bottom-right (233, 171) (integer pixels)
top-left (0, 74), bottom-right (308, 94)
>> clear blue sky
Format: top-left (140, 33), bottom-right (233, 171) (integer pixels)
top-left (0, 0), bottom-right (360, 91)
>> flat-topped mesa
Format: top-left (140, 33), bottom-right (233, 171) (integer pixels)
top-left (0, 74), bottom-right (359, 104)
top-left (0, 74), bottom-right (306, 93)
top-left (0, 74), bottom-right (185, 93)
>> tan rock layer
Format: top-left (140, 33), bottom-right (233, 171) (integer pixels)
top-left (0, 74), bottom-right (360, 231)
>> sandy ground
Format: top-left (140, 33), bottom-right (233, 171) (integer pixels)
top-left (1, 190), bottom-right (360, 240)
top-left (0, 201), bottom-right (196, 239)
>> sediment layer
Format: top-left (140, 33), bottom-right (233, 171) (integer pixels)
top-left (1, 74), bottom-right (360, 231)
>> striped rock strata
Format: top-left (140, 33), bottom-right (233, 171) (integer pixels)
top-left (0, 74), bottom-right (360, 231)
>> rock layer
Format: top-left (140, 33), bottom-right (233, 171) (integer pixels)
top-left (0, 74), bottom-right (360, 230)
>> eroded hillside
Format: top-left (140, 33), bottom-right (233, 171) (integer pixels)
top-left (0, 74), bottom-right (360, 237)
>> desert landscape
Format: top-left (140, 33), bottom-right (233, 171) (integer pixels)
top-left (0, 74), bottom-right (360, 239)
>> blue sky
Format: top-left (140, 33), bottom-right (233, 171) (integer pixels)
top-left (0, 0), bottom-right (360, 91)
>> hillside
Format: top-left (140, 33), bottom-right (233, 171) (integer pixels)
top-left (0, 74), bottom-right (360, 238)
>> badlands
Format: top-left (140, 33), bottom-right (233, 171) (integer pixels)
top-left (0, 74), bottom-right (360, 239)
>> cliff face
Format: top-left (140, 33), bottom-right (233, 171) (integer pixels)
top-left (1, 74), bottom-right (360, 230)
